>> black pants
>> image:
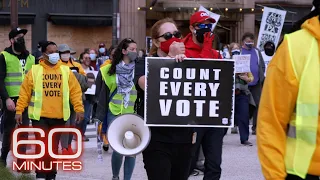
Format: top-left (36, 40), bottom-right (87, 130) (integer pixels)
top-left (249, 84), bottom-right (261, 132)
top-left (143, 140), bottom-right (193, 180)
top-left (190, 127), bottom-right (224, 180)
top-left (32, 117), bottom-right (66, 179)
top-left (286, 174), bottom-right (319, 180)
top-left (1, 98), bottom-right (29, 166)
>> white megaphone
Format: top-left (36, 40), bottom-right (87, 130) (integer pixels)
top-left (107, 114), bottom-right (151, 156)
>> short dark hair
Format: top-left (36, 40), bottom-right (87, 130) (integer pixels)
top-left (79, 52), bottom-right (89, 60)
top-left (41, 41), bottom-right (56, 53)
top-left (242, 32), bottom-right (255, 42)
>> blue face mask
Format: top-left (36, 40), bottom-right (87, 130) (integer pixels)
top-left (245, 42), bottom-right (254, 49)
top-left (99, 48), bottom-right (106, 54)
top-left (90, 53), bottom-right (97, 61)
top-left (231, 49), bottom-right (241, 56)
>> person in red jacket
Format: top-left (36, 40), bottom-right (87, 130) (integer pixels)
top-left (184, 11), bottom-right (221, 59)
top-left (186, 11), bottom-right (224, 180)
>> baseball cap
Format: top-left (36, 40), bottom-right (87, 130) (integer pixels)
top-left (190, 11), bottom-right (216, 25)
top-left (9, 27), bottom-right (28, 39)
top-left (37, 40), bottom-right (47, 48)
top-left (41, 41), bottom-right (57, 53)
top-left (58, 44), bottom-right (71, 52)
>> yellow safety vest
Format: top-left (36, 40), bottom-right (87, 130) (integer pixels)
top-left (100, 64), bottom-right (137, 115)
top-left (285, 29), bottom-right (319, 178)
top-left (28, 64), bottom-right (71, 121)
top-left (2, 51), bottom-right (35, 97)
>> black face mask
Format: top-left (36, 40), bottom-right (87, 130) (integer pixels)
top-left (264, 48), bottom-right (275, 56)
top-left (194, 28), bottom-right (211, 43)
top-left (13, 37), bottom-right (26, 52)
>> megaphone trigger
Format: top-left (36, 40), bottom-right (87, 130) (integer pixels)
top-left (107, 114), bottom-right (151, 156)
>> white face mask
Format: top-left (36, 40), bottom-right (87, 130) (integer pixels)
top-left (60, 53), bottom-right (70, 61)
top-left (47, 53), bottom-right (60, 65)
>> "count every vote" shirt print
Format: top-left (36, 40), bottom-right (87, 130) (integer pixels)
top-left (145, 57), bottom-right (235, 127)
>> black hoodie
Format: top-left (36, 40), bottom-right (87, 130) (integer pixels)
top-left (0, 46), bottom-right (30, 101)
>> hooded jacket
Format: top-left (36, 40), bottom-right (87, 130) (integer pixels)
top-left (183, 33), bottom-right (221, 59)
top-left (257, 16), bottom-right (320, 179)
top-left (16, 60), bottom-right (84, 118)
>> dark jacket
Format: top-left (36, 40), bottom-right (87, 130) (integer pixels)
top-left (250, 48), bottom-right (265, 108)
top-left (0, 47), bottom-right (31, 101)
top-left (95, 71), bottom-right (110, 121)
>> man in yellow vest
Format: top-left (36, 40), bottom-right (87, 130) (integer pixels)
top-left (15, 41), bottom-right (84, 180)
top-left (0, 27), bottom-right (35, 168)
top-left (257, 1), bottom-right (320, 179)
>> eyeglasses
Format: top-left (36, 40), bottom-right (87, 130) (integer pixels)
top-left (195, 23), bottom-right (213, 29)
top-left (157, 31), bottom-right (182, 40)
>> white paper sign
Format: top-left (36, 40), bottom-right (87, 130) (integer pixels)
top-left (256, 7), bottom-right (287, 51)
top-left (234, 55), bottom-right (251, 73)
top-left (85, 70), bottom-right (98, 95)
top-left (199, 5), bottom-right (220, 31)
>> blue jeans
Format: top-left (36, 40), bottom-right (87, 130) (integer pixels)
top-left (108, 111), bottom-right (136, 179)
top-left (235, 93), bottom-right (250, 143)
top-left (82, 99), bottom-right (92, 134)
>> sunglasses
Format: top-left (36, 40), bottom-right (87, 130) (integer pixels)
top-left (157, 31), bottom-right (182, 40)
top-left (195, 23), bottom-right (213, 29)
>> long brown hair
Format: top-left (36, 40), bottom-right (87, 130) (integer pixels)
top-left (149, 18), bottom-right (178, 56)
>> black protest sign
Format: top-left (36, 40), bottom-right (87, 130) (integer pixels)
top-left (145, 57), bottom-right (235, 127)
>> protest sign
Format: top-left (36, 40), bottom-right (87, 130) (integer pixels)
top-left (145, 57), bottom-right (235, 127)
top-left (85, 70), bottom-right (98, 95)
top-left (234, 55), bottom-right (251, 73)
top-left (257, 7), bottom-right (286, 51)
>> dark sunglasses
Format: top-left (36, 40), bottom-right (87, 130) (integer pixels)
top-left (195, 23), bottom-right (213, 29)
top-left (157, 31), bottom-right (182, 40)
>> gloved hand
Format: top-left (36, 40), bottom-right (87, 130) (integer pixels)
top-left (200, 32), bottom-right (218, 59)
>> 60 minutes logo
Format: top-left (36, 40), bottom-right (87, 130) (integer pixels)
top-left (12, 128), bottom-right (83, 171)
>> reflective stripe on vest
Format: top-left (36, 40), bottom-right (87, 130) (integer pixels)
top-left (1, 51), bottom-right (35, 97)
top-left (285, 29), bottom-right (319, 179)
top-left (100, 65), bottom-right (137, 115)
top-left (28, 65), bottom-right (71, 121)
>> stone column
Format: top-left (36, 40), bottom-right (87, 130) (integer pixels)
top-left (242, 0), bottom-right (255, 35)
top-left (119, 0), bottom-right (146, 49)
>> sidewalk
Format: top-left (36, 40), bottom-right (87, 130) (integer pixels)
top-left (6, 130), bottom-right (263, 180)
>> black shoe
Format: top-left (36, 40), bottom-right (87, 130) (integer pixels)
top-left (82, 136), bottom-right (89, 142)
top-left (241, 141), bottom-right (253, 146)
top-left (190, 169), bottom-right (200, 176)
top-left (196, 165), bottom-right (205, 172)
top-left (252, 130), bottom-right (256, 135)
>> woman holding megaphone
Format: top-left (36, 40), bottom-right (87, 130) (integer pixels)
top-left (134, 18), bottom-right (195, 180)
top-left (95, 38), bottom-right (138, 180)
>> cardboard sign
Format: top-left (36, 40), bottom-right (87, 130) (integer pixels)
top-left (234, 55), bottom-right (251, 73)
top-left (85, 70), bottom-right (98, 95)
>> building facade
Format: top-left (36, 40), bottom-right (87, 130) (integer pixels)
top-left (143, 0), bottom-right (313, 49)
top-left (0, 0), bottom-right (314, 55)
top-left (0, 0), bottom-right (113, 55)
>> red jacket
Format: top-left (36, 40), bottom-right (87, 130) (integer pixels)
top-left (183, 33), bottom-right (221, 59)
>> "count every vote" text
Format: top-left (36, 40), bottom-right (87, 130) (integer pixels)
top-left (158, 67), bottom-right (221, 117)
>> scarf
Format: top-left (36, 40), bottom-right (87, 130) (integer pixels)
top-left (116, 61), bottom-right (135, 108)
